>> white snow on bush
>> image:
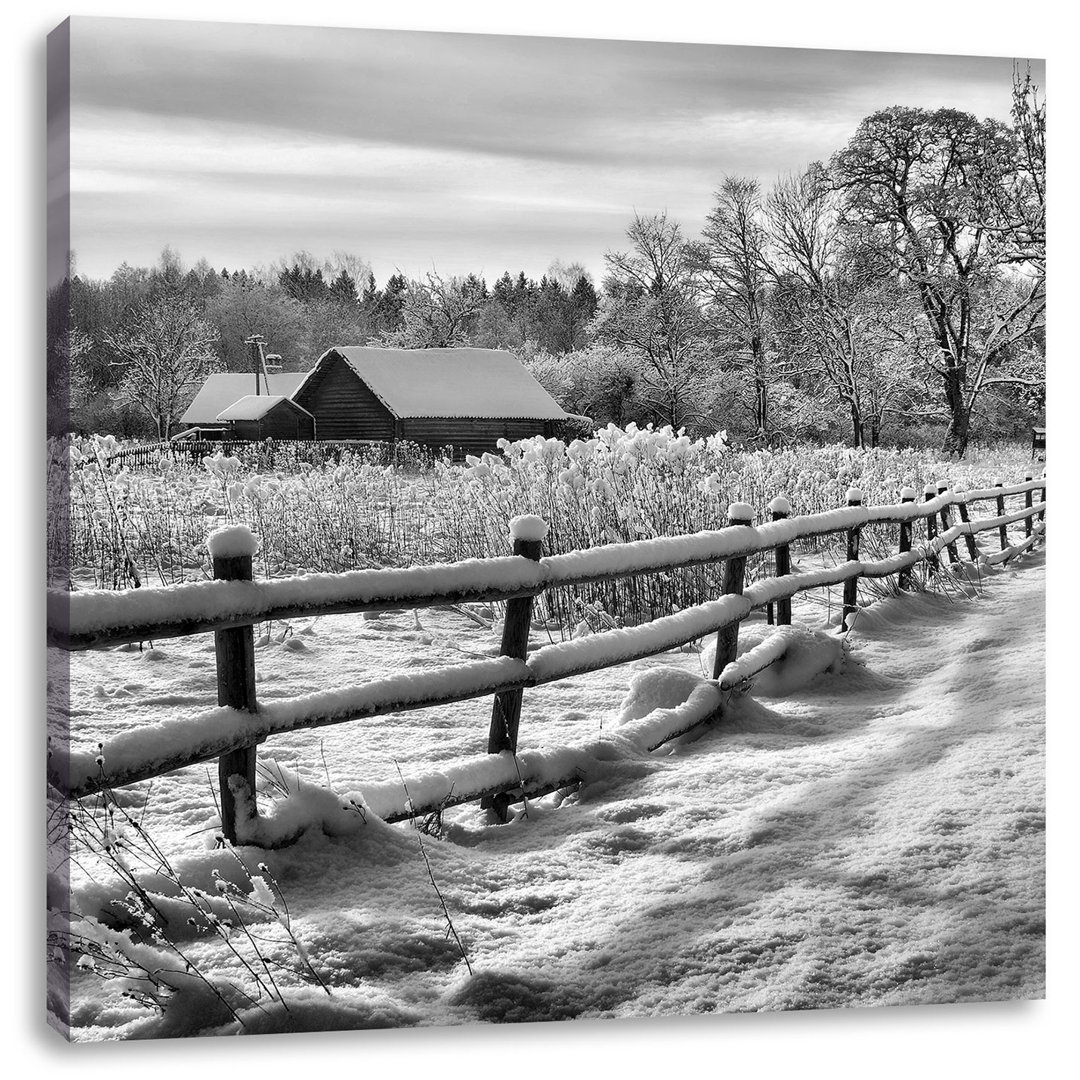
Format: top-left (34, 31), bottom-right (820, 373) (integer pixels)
top-left (508, 515), bottom-right (549, 543)
top-left (50, 485), bottom-right (1044, 650)
top-left (206, 524), bottom-right (260, 560)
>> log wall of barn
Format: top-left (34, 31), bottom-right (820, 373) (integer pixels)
top-left (293, 354), bottom-right (396, 440)
top-left (227, 407), bottom-right (314, 441)
top-left (401, 418), bottom-right (557, 457)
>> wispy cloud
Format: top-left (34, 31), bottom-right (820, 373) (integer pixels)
top-left (66, 16), bottom-right (1043, 282)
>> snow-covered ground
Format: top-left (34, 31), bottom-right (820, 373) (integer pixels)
top-left (50, 542), bottom-right (1045, 1039)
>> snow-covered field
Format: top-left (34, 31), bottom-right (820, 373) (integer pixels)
top-left (49, 539), bottom-right (1045, 1039)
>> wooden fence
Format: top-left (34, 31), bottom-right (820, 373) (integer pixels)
top-left (47, 473), bottom-right (1047, 844)
top-left (105, 438), bottom-right (428, 470)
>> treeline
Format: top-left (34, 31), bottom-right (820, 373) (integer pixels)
top-left (49, 70), bottom-right (1045, 456)
top-left (49, 249), bottom-right (600, 439)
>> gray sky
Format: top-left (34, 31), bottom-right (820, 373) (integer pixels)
top-left (66, 16), bottom-right (1044, 286)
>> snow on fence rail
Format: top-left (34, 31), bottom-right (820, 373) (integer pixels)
top-left (47, 475), bottom-right (1047, 842)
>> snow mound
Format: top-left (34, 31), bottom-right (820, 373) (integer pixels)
top-left (206, 524), bottom-right (260, 560)
top-left (616, 667), bottom-right (711, 725)
top-left (509, 514), bottom-right (549, 542)
top-left (702, 624), bottom-right (842, 697)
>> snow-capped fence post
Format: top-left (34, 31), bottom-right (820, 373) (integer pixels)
top-left (898, 487), bottom-right (916, 591)
top-left (1024, 470), bottom-right (1033, 537)
top-left (954, 494), bottom-right (979, 561)
top-left (208, 526), bottom-right (260, 845)
top-left (711, 503), bottom-right (754, 679)
top-left (995, 481), bottom-right (1008, 551)
top-left (842, 488), bottom-right (862, 632)
top-left (924, 484), bottom-right (940, 570)
top-left (938, 482), bottom-right (960, 565)
top-left (483, 516), bottom-right (547, 820)
top-left (768, 496), bottom-right (792, 626)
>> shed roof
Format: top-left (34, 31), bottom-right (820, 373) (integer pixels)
top-left (216, 395), bottom-right (313, 422)
top-left (308, 347), bottom-right (567, 420)
top-left (181, 373), bottom-right (308, 425)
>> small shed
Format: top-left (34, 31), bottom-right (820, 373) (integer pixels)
top-left (180, 373), bottom-right (309, 428)
top-left (1031, 426), bottom-right (1046, 460)
top-left (216, 395), bottom-right (316, 440)
top-left (292, 347), bottom-right (568, 455)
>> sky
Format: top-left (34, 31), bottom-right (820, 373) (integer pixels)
top-left (60, 15), bottom-right (1045, 288)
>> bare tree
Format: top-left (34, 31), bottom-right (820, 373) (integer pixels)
top-left (591, 212), bottom-right (710, 430)
top-left (831, 105), bottom-right (1045, 455)
top-left (768, 165), bottom-right (940, 448)
top-left (380, 272), bottom-right (485, 349)
top-left (105, 296), bottom-right (219, 438)
top-left (696, 176), bottom-right (777, 436)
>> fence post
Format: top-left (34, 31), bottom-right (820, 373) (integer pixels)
top-left (898, 486), bottom-right (916, 591)
top-left (483, 516), bottom-right (546, 820)
top-left (924, 483), bottom-right (940, 570)
top-left (842, 488), bottom-right (862, 632)
top-left (938, 482), bottom-right (960, 565)
top-left (995, 480), bottom-right (1008, 551)
top-left (209, 527), bottom-right (260, 845)
top-left (954, 491), bottom-right (979, 561)
top-left (768, 495), bottom-right (792, 626)
top-left (1039, 468), bottom-right (1046, 522)
top-left (1024, 469), bottom-right (1033, 537)
top-left (711, 503), bottom-right (755, 680)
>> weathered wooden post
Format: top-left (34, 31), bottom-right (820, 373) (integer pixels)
top-left (484, 515), bottom-right (546, 819)
top-left (1039, 468), bottom-right (1046, 522)
top-left (938, 481), bottom-right (960, 565)
top-left (1024, 469), bottom-right (1034, 537)
top-left (995, 479), bottom-right (1008, 551)
top-left (711, 503), bottom-right (755, 680)
top-left (842, 488), bottom-right (862, 632)
top-left (924, 483), bottom-right (940, 571)
top-left (898, 486), bottom-right (916, 591)
top-left (768, 495), bottom-right (792, 626)
top-left (954, 490), bottom-right (979, 561)
top-left (209, 525), bottom-right (260, 844)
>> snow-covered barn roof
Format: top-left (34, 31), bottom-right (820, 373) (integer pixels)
top-left (181, 373), bottom-right (308, 425)
top-left (306, 347), bottom-right (567, 420)
top-left (215, 395), bottom-right (313, 422)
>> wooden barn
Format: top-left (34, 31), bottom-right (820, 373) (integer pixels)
top-left (291, 347), bottom-right (568, 455)
top-left (215, 395), bottom-right (316, 440)
top-left (179, 373), bottom-right (309, 433)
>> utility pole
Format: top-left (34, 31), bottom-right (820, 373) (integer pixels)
top-left (243, 334), bottom-right (283, 395)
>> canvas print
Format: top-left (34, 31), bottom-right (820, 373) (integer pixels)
top-left (46, 16), bottom-right (1046, 1041)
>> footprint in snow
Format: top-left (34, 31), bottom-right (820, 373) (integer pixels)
top-left (94, 684), bottom-right (134, 698)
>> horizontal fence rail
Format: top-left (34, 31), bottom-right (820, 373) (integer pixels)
top-left (48, 474), bottom-right (1047, 840)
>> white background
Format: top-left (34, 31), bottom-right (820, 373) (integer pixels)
top-left (8, 1), bottom-right (1076, 1075)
